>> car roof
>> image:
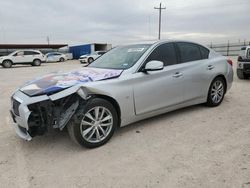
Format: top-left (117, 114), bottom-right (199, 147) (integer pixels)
top-left (119, 39), bottom-right (208, 49)
top-left (14, 49), bottom-right (41, 52)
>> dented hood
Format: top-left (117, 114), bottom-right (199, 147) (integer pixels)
top-left (20, 67), bottom-right (123, 96)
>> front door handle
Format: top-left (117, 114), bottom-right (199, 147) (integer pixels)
top-left (173, 72), bottom-right (183, 78)
top-left (207, 65), bottom-right (215, 70)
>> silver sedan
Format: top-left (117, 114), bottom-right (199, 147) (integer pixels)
top-left (10, 40), bottom-right (233, 148)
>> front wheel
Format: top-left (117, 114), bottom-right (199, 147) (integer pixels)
top-left (206, 77), bottom-right (226, 107)
top-left (87, 57), bottom-right (94, 64)
top-left (67, 98), bottom-right (118, 148)
top-left (2, 60), bottom-right (12, 68)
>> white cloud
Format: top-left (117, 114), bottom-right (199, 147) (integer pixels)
top-left (0, 0), bottom-right (249, 45)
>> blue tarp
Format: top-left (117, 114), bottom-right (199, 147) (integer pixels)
top-left (69, 44), bottom-right (91, 59)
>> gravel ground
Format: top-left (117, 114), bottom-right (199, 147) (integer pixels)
top-left (0, 57), bottom-right (249, 188)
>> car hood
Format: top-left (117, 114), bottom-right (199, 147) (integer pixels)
top-left (20, 67), bottom-right (123, 96)
top-left (0, 55), bottom-right (9, 59)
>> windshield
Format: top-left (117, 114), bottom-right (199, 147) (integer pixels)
top-left (88, 44), bottom-right (151, 69)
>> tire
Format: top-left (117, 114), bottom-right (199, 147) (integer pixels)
top-left (2, 60), bottom-right (12, 68)
top-left (67, 98), bottom-right (118, 148)
top-left (206, 77), bottom-right (226, 107)
top-left (32, 59), bottom-right (41, 66)
top-left (59, 57), bottom-right (65, 62)
top-left (237, 69), bottom-right (248, 79)
top-left (88, 57), bottom-right (94, 64)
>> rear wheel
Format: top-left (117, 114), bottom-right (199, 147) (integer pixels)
top-left (59, 57), bottom-right (65, 62)
top-left (32, 59), bottom-right (41, 66)
top-left (67, 98), bottom-right (118, 148)
top-left (88, 57), bottom-right (94, 64)
top-left (2, 60), bottom-right (12, 68)
top-left (206, 77), bottom-right (226, 107)
top-left (237, 69), bottom-right (248, 79)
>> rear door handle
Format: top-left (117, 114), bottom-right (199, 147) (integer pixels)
top-left (173, 72), bottom-right (183, 78)
top-left (207, 65), bottom-right (215, 70)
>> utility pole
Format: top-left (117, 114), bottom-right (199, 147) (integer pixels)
top-left (46, 36), bottom-right (50, 45)
top-left (154, 2), bottom-right (166, 40)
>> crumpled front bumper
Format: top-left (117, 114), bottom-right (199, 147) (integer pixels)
top-left (10, 90), bottom-right (49, 141)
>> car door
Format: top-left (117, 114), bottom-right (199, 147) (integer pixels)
top-left (23, 51), bottom-right (35, 62)
top-left (133, 43), bottom-right (184, 115)
top-left (175, 42), bottom-right (211, 102)
top-left (54, 53), bottom-right (61, 61)
top-left (11, 51), bottom-right (26, 63)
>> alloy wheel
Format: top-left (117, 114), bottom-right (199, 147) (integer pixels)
top-left (80, 106), bottom-right (113, 143)
top-left (211, 80), bottom-right (224, 104)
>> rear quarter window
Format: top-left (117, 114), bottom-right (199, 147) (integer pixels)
top-left (176, 42), bottom-right (202, 63)
top-left (199, 46), bottom-right (210, 59)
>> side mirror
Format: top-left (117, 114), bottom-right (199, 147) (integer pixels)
top-left (143, 60), bottom-right (164, 72)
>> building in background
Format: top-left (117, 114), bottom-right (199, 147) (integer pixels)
top-left (69, 43), bottom-right (112, 59)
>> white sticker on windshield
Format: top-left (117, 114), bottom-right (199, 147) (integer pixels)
top-left (127, 48), bottom-right (145, 52)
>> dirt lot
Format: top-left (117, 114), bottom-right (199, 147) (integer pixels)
top-left (0, 57), bottom-right (249, 188)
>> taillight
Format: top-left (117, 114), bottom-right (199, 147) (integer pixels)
top-left (227, 59), bottom-right (233, 66)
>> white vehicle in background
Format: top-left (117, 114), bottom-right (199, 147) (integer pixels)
top-left (0, 50), bottom-right (45, 68)
top-left (46, 52), bottom-right (67, 62)
top-left (79, 51), bottom-right (106, 64)
top-left (237, 46), bottom-right (250, 79)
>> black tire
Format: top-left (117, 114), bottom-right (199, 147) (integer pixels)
top-left (2, 60), bottom-right (12, 68)
top-left (67, 98), bottom-right (118, 148)
top-left (237, 69), bottom-right (248, 79)
top-left (32, 59), bottom-right (41, 66)
top-left (88, 57), bottom-right (94, 64)
top-left (59, 57), bottom-right (65, 62)
top-left (206, 77), bottom-right (226, 107)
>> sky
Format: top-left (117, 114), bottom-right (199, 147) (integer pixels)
top-left (0, 0), bottom-right (249, 46)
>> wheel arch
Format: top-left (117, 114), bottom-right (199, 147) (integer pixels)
top-left (207, 74), bottom-right (227, 96)
top-left (3, 59), bottom-right (13, 64)
top-left (33, 58), bottom-right (41, 62)
top-left (91, 94), bottom-right (121, 127)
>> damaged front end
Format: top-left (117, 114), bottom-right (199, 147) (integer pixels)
top-left (10, 88), bottom-right (90, 140)
top-left (27, 93), bottom-right (81, 137)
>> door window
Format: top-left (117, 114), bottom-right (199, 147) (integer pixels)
top-left (199, 46), bottom-right (209, 59)
top-left (15, 51), bottom-right (24, 56)
top-left (145, 43), bottom-right (177, 66)
top-left (176, 42), bottom-right (202, 63)
top-left (24, 51), bottom-right (40, 55)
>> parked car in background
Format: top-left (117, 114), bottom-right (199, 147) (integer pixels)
top-left (237, 46), bottom-right (250, 79)
top-left (10, 40), bottom-right (233, 148)
top-left (46, 52), bottom-right (67, 62)
top-left (0, 50), bottom-right (45, 68)
top-left (79, 51), bottom-right (106, 64)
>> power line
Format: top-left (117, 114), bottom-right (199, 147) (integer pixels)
top-left (154, 2), bottom-right (166, 40)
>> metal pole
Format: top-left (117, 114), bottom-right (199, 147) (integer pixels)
top-left (154, 3), bottom-right (166, 40)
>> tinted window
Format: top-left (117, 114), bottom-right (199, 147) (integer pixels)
top-left (177, 42), bottom-right (202, 63)
top-left (146, 43), bottom-right (177, 66)
top-left (199, 46), bottom-right (209, 59)
top-left (24, 51), bottom-right (40, 55)
top-left (15, 51), bottom-right (24, 56)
